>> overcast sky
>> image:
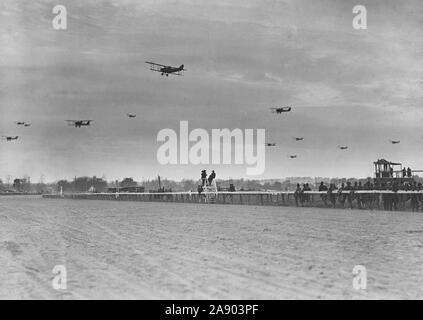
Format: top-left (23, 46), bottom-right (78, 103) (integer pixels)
top-left (1, 0), bottom-right (422, 182)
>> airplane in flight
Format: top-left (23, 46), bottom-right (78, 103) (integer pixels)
top-left (66, 120), bottom-right (93, 128)
top-left (127, 113), bottom-right (136, 118)
top-left (289, 155), bottom-right (298, 159)
top-left (270, 107), bottom-right (292, 114)
top-left (15, 121), bottom-right (30, 127)
top-left (264, 143), bottom-right (277, 147)
top-left (294, 137), bottom-right (304, 141)
top-left (145, 61), bottom-right (186, 76)
top-left (390, 140), bottom-right (400, 144)
top-left (338, 146), bottom-right (348, 150)
top-left (2, 136), bottom-right (19, 142)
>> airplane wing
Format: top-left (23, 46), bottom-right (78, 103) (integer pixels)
top-left (145, 61), bottom-right (169, 68)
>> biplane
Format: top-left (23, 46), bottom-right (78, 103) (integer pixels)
top-left (390, 140), bottom-right (400, 144)
top-left (145, 61), bottom-right (186, 76)
top-left (338, 146), bottom-right (348, 150)
top-left (265, 143), bottom-right (277, 147)
top-left (66, 120), bottom-right (93, 128)
top-left (289, 155), bottom-right (297, 159)
top-left (127, 113), bottom-right (136, 118)
top-left (2, 136), bottom-right (19, 142)
top-left (270, 107), bottom-right (291, 114)
top-left (294, 137), bottom-right (304, 141)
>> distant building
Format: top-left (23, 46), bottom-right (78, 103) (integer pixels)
top-left (107, 186), bottom-right (145, 193)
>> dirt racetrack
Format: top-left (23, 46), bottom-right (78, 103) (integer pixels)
top-left (1, 196), bottom-right (423, 299)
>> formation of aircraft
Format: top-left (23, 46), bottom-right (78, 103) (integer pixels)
top-left (145, 61), bottom-right (186, 76)
top-left (2, 136), bottom-right (19, 142)
top-left (265, 102), bottom-right (408, 160)
top-left (66, 120), bottom-right (93, 128)
top-left (3, 121), bottom-right (27, 142)
top-left (5, 57), bottom-right (413, 168)
top-left (270, 107), bottom-right (291, 114)
top-left (263, 98), bottom-right (413, 162)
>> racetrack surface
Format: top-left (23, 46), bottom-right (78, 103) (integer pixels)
top-left (1, 196), bottom-right (423, 299)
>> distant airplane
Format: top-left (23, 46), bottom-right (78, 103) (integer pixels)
top-left (2, 136), bottom-right (19, 142)
top-left (127, 113), bottom-right (136, 118)
top-left (265, 143), bottom-right (277, 147)
top-left (270, 107), bottom-right (291, 114)
top-left (289, 155), bottom-right (297, 159)
top-left (294, 137), bottom-right (304, 141)
top-left (390, 140), bottom-right (400, 144)
top-left (145, 61), bottom-right (186, 76)
top-left (66, 120), bottom-right (93, 128)
top-left (338, 146), bottom-right (348, 150)
top-left (15, 121), bottom-right (30, 126)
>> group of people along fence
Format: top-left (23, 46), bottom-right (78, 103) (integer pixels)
top-left (294, 179), bottom-right (423, 211)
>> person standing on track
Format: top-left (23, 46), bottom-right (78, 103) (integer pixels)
top-left (338, 183), bottom-right (346, 208)
top-left (344, 181), bottom-right (354, 209)
top-left (328, 183), bottom-right (337, 208)
top-left (318, 181), bottom-right (328, 207)
top-left (294, 184), bottom-right (301, 207)
top-left (208, 170), bottom-right (216, 186)
top-left (201, 170), bottom-right (207, 186)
